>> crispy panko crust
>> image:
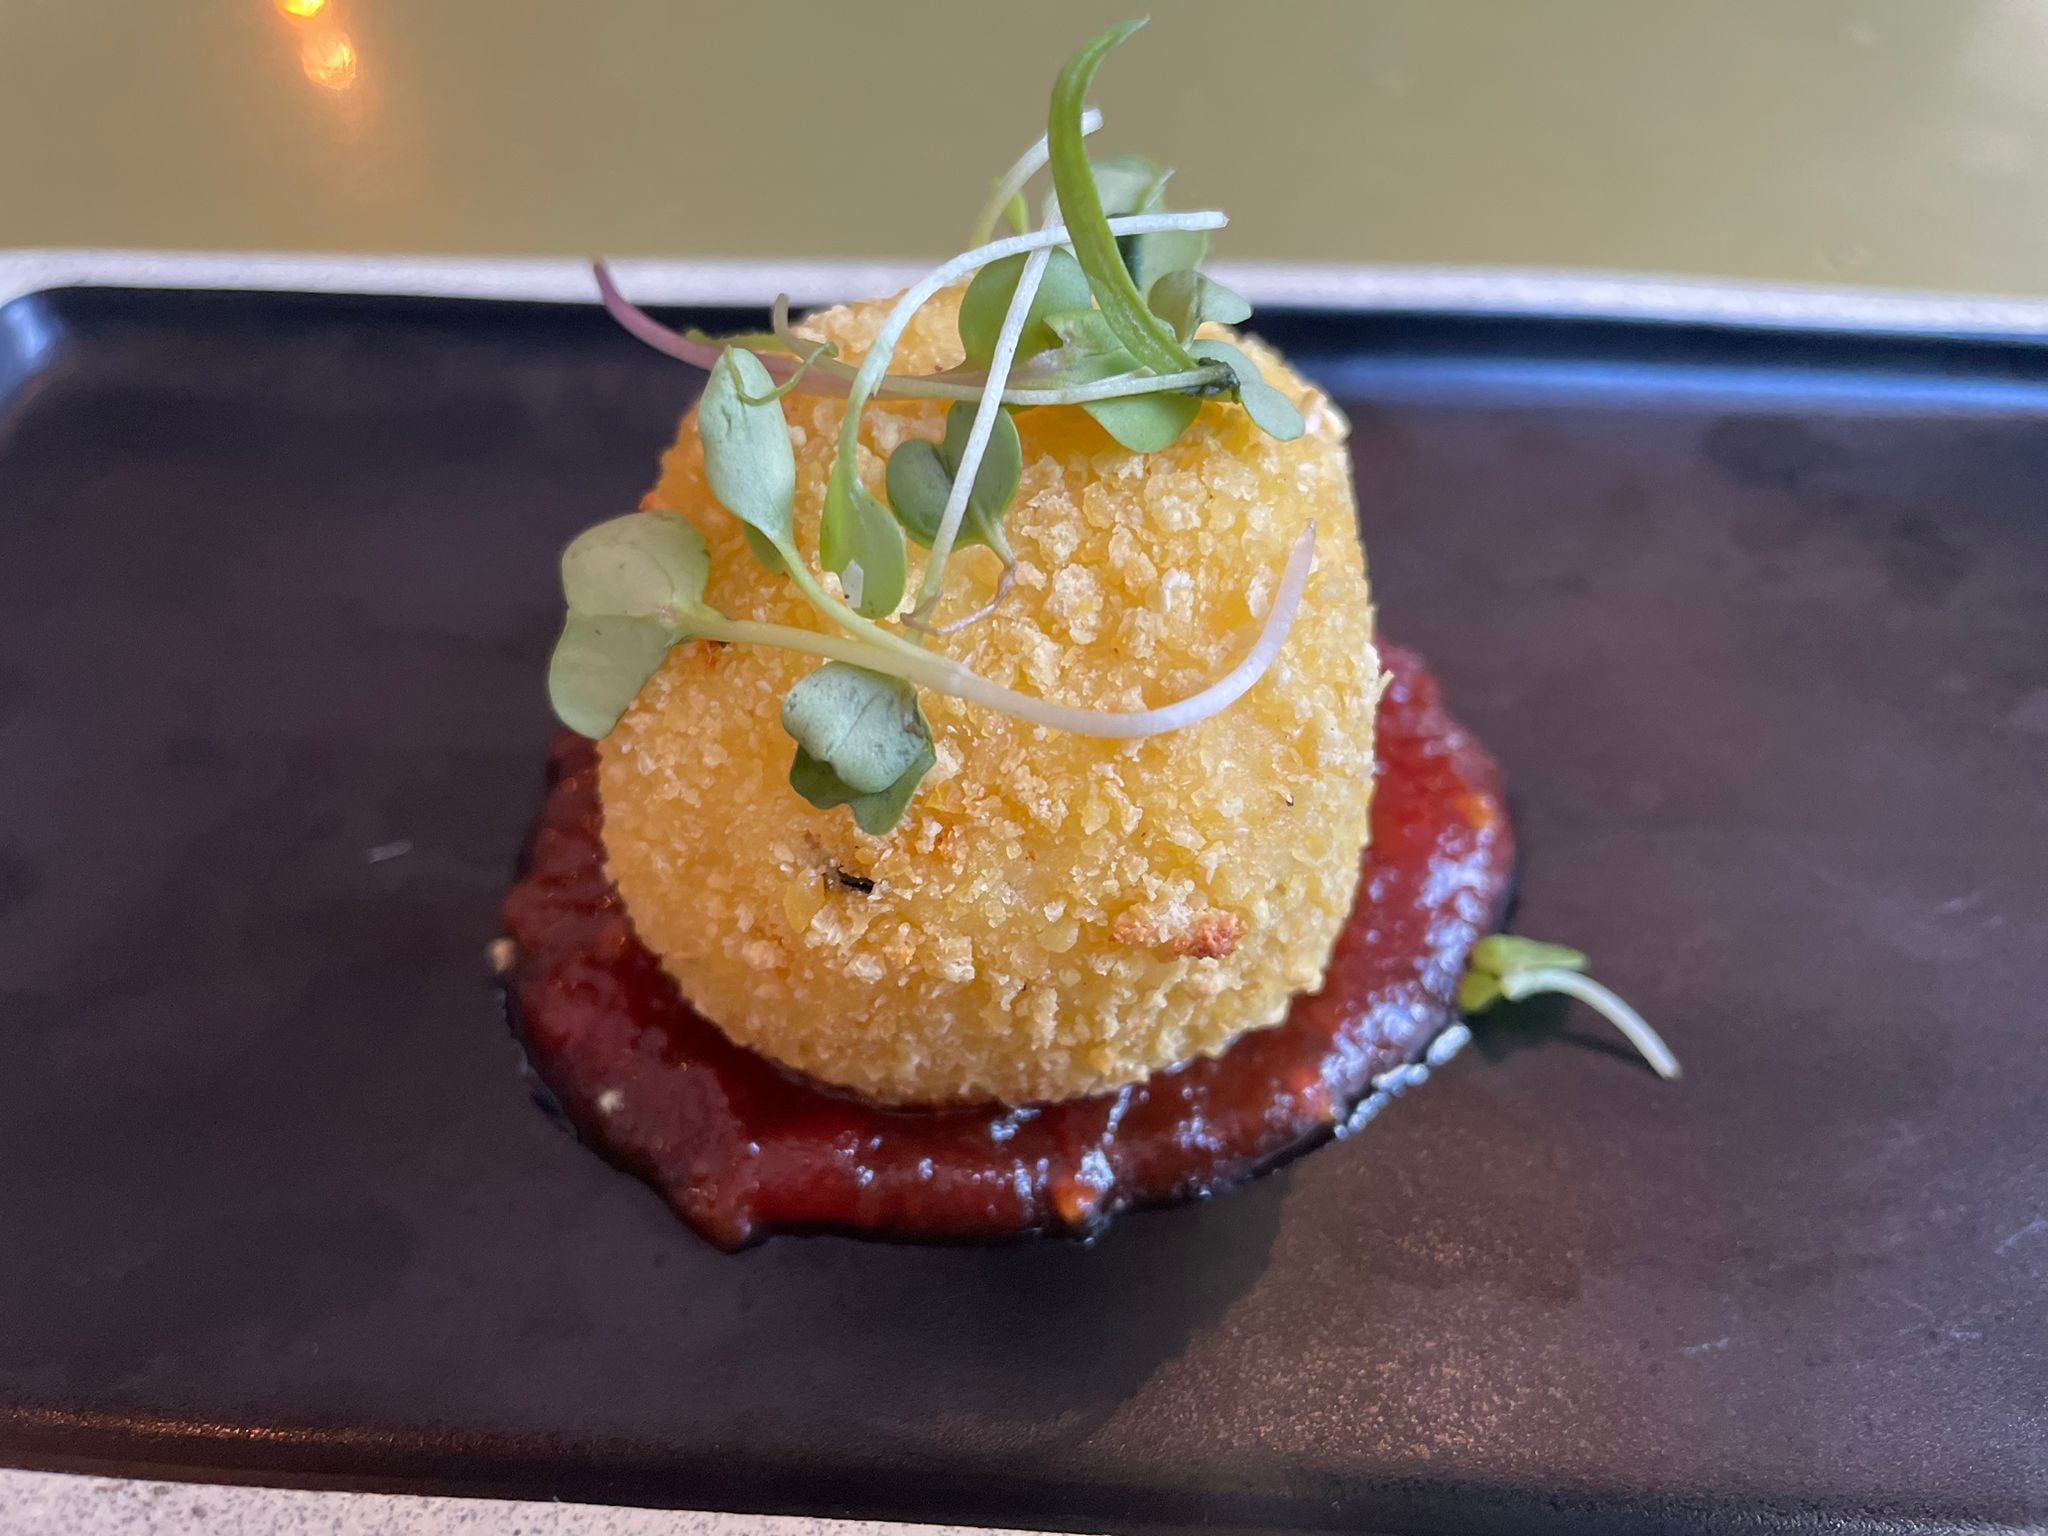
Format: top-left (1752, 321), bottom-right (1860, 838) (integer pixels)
top-left (598, 289), bottom-right (1379, 1105)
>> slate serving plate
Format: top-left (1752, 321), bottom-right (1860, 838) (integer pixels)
top-left (0, 285), bottom-right (2043, 1534)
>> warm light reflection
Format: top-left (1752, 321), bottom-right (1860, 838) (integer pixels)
top-left (299, 31), bottom-right (357, 91)
top-left (275, 0), bottom-right (327, 16)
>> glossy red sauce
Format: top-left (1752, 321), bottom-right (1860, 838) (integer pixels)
top-left (500, 645), bottom-right (1513, 1248)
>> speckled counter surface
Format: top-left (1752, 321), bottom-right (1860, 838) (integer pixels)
top-left (0, 1471), bottom-right (1044, 1536)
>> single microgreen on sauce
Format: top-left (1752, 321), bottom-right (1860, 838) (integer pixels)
top-left (1460, 935), bottom-right (1682, 1080)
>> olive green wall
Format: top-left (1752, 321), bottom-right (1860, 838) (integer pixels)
top-left (5, 0), bottom-right (2045, 294)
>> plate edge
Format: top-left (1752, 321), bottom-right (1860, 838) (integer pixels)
top-left (11, 249), bottom-right (2048, 339)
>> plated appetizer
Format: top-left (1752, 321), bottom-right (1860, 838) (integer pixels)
top-left (499, 21), bottom-right (1673, 1248)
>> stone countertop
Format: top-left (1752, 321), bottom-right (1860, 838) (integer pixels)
top-left (0, 1469), bottom-right (1045, 1536)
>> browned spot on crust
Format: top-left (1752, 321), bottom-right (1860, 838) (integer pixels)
top-left (1111, 903), bottom-right (1247, 959)
top-left (1176, 910), bottom-right (1247, 959)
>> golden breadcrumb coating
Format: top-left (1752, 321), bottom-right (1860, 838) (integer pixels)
top-left (598, 288), bottom-right (1379, 1105)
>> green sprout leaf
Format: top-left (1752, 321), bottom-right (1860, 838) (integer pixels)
top-left (1040, 309), bottom-right (1206, 448)
top-left (1148, 269), bottom-right (1252, 343)
top-left (819, 478), bottom-right (908, 618)
top-left (699, 347), bottom-right (797, 559)
top-left (883, 439), bottom-right (957, 545)
top-left (783, 664), bottom-right (935, 832)
top-left (1457, 935), bottom-right (1587, 1012)
top-left (1047, 21), bottom-right (1196, 378)
top-left (1085, 388), bottom-right (1201, 453)
top-left (564, 22), bottom-right (1340, 834)
top-left (1090, 152), bottom-right (1172, 218)
top-left (547, 510), bottom-right (714, 739)
top-left (959, 249), bottom-right (1092, 369)
top-left (1187, 338), bottom-right (1305, 441)
top-left (1459, 933), bottom-right (1681, 1081)
top-left (1089, 153), bottom-right (1210, 302)
top-left (885, 402), bottom-right (1021, 555)
top-left (547, 612), bottom-right (675, 740)
top-left (1035, 153), bottom-right (1169, 238)
top-left (781, 663), bottom-right (930, 795)
top-left (1051, 348), bottom-right (1200, 451)
top-left (790, 733), bottom-right (936, 836)
top-left (560, 509), bottom-right (710, 622)
top-left (1127, 225), bottom-right (1209, 301)
top-left (892, 403), bottom-right (1024, 561)
top-left (1074, 153), bottom-right (1201, 299)
top-left (1045, 307), bottom-right (1127, 358)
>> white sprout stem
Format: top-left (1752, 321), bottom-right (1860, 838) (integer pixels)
top-left (783, 345), bottom-right (1223, 406)
top-left (1502, 968), bottom-right (1683, 1080)
top-left (931, 564), bottom-right (1017, 636)
top-left (913, 242), bottom-right (1052, 616)
top-left (688, 612), bottom-right (927, 674)
top-left (997, 363), bottom-right (1226, 405)
top-left (689, 524), bottom-right (1314, 741)
top-left (969, 107), bottom-right (1103, 247)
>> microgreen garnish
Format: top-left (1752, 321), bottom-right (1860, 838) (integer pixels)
top-left (1460, 935), bottom-right (1682, 1081)
top-left (906, 240), bottom-right (1047, 627)
top-left (548, 612), bottom-right (677, 740)
top-left (1046, 20), bottom-right (1195, 378)
top-left (547, 510), bottom-right (711, 737)
top-left (885, 402), bottom-right (1020, 561)
top-left (783, 662), bottom-right (934, 795)
top-left (1149, 269), bottom-right (1252, 343)
top-left (782, 663), bottom-right (937, 832)
top-left (603, 259), bottom-right (1232, 409)
top-left (820, 478), bottom-right (907, 618)
top-left (1189, 339), bottom-right (1307, 441)
top-left (1085, 152), bottom-right (1173, 220)
top-left (734, 337), bottom-right (836, 405)
top-left (792, 731), bottom-right (937, 837)
top-left (565, 20), bottom-right (1326, 832)
top-left (1074, 364), bottom-right (1201, 452)
top-left (1087, 152), bottom-right (1212, 304)
top-left (698, 347), bottom-right (798, 558)
top-left (970, 106), bottom-right (1104, 248)
top-left (959, 251), bottom-right (1091, 369)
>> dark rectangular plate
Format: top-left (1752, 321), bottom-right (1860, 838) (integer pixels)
top-left (1, 287), bottom-right (2044, 1535)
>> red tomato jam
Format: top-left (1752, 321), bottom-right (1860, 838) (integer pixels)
top-left (500, 645), bottom-right (1513, 1248)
